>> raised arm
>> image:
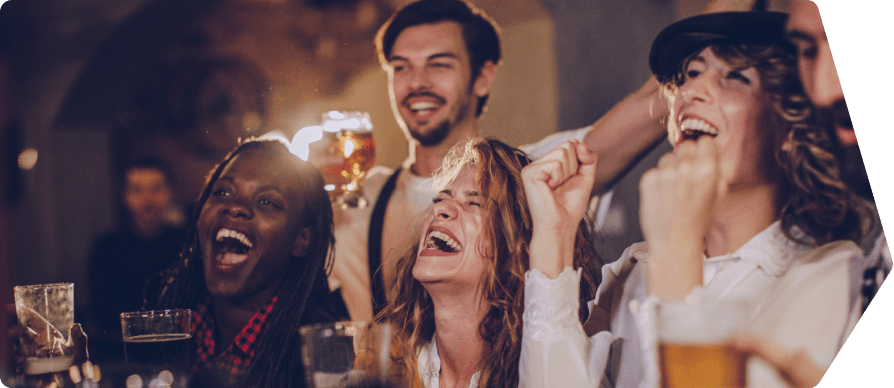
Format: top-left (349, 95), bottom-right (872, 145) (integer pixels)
top-left (523, 139), bottom-right (597, 277)
top-left (519, 140), bottom-right (608, 388)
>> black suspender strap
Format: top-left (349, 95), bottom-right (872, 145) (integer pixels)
top-left (368, 167), bottom-right (402, 317)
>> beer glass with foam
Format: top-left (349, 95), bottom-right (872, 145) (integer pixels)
top-left (14, 283), bottom-right (76, 375)
top-left (320, 111), bottom-right (376, 209)
top-left (657, 300), bottom-right (748, 388)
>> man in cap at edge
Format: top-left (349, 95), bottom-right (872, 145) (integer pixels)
top-left (731, 2), bottom-right (892, 386)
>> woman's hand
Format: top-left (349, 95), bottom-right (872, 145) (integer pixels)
top-left (639, 136), bottom-right (725, 300)
top-left (522, 139), bottom-right (597, 278)
top-left (729, 335), bottom-right (824, 388)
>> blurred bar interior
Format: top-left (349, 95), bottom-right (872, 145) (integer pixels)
top-left (0, 0), bottom-right (783, 320)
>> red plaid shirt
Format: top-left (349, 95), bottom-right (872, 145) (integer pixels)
top-left (191, 295), bottom-right (278, 383)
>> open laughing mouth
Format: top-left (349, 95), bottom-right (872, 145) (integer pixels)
top-left (410, 101), bottom-right (440, 115)
top-left (423, 229), bottom-right (463, 254)
top-left (679, 117), bottom-right (718, 143)
top-left (403, 92), bottom-right (446, 118)
top-left (212, 228), bottom-right (255, 269)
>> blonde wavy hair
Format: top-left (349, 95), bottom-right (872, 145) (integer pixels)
top-left (379, 138), bottom-right (602, 387)
top-left (663, 43), bottom-right (870, 244)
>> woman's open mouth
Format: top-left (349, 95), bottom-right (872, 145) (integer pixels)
top-left (212, 228), bottom-right (255, 269)
top-left (420, 228), bottom-right (463, 256)
top-left (679, 117), bottom-right (718, 143)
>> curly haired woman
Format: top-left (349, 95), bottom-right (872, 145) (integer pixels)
top-left (520, 12), bottom-right (870, 388)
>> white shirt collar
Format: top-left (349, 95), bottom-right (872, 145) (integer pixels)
top-left (417, 337), bottom-right (481, 388)
top-left (705, 220), bottom-right (813, 278)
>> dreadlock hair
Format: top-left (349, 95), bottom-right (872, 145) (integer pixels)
top-left (152, 137), bottom-right (335, 388)
top-left (663, 43), bottom-right (870, 245)
top-left (379, 137), bottom-right (602, 387)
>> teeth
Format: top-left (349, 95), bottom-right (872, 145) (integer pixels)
top-left (216, 228), bottom-right (253, 248)
top-left (679, 118), bottom-right (718, 136)
top-left (410, 101), bottom-right (438, 112)
top-left (425, 230), bottom-right (463, 252)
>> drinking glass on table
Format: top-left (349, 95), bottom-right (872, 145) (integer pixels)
top-left (300, 321), bottom-right (395, 388)
top-left (320, 111), bottom-right (376, 209)
top-left (119, 309), bottom-right (192, 388)
top-left (657, 301), bottom-right (748, 388)
top-left (14, 283), bottom-right (76, 376)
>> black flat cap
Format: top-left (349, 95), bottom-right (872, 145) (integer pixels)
top-left (649, 11), bottom-right (794, 81)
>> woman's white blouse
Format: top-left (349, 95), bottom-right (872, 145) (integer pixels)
top-left (417, 337), bottom-right (481, 388)
top-left (520, 221), bottom-right (862, 388)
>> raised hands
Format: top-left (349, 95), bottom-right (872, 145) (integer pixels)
top-left (522, 139), bottom-right (597, 278)
top-left (639, 136), bottom-right (726, 300)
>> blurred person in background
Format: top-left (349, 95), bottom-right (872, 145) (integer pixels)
top-left (87, 158), bottom-right (186, 363)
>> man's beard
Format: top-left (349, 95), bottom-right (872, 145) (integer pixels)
top-left (818, 99), bottom-right (874, 201)
top-left (841, 143), bottom-right (874, 201)
top-left (827, 99), bottom-right (853, 131)
top-left (410, 119), bottom-right (452, 147)
top-left (407, 93), bottom-right (473, 147)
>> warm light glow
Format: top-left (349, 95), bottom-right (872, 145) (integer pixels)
top-left (289, 126), bottom-right (323, 161)
top-left (343, 137), bottom-right (355, 158)
top-left (322, 111), bottom-right (373, 133)
top-left (126, 374), bottom-right (143, 388)
top-left (158, 370), bottom-right (174, 385)
top-left (260, 131), bottom-right (289, 144)
top-left (326, 110), bottom-right (345, 120)
top-left (18, 148), bottom-right (38, 170)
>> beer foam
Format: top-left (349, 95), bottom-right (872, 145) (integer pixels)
top-left (24, 356), bottom-right (74, 375)
top-left (657, 300), bottom-right (750, 344)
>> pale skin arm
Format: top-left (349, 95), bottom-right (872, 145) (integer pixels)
top-left (584, 0), bottom-right (758, 195)
top-left (523, 139), bottom-right (598, 278)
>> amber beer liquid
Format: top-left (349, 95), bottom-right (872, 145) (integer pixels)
top-left (659, 342), bottom-right (746, 388)
top-left (335, 130), bottom-right (375, 186)
top-left (320, 131), bottom-right (349, 195)
top-left (124, 333), bottom-right (192, 367)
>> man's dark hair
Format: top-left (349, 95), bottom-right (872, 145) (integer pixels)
top-left (376, 0), bottom-right (501, 117)
top-left (124, 157), bottom-right (176, 187)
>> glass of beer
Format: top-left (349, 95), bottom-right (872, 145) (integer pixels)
top-left (14, 283), bottom-right (75, 375)
top-left (321, 111), bottom-right (376, 209)
top-left (657, 301), bottom-right (748, 388)
top-left (120, 309), bottom-right (192, 387)
top-left (300, 321), bottom-right (396, 388)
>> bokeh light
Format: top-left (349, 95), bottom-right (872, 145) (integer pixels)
top-left (18, 148), bottom-right (38, 170)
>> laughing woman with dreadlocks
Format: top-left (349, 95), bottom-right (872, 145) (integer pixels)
top-left (152, 138), bottom-right (349, 387)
